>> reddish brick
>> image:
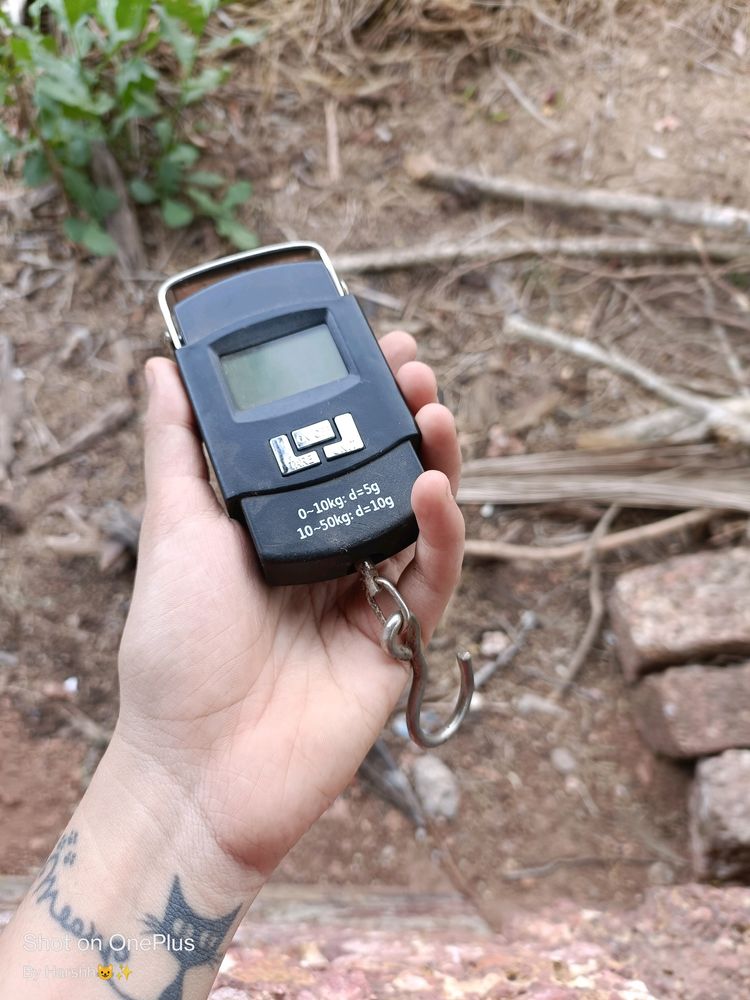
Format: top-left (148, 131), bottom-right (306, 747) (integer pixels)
top-left (632, 662), bottom-right (750, 759)
top-left (609, 546), bottom-right (750, 681)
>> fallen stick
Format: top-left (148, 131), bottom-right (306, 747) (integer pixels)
top-left (333, 235), bottom-right (750, 274)
top-left (576, 397), bottom-right (750, 448)
top-left (473, 609), bottom-right (539, 689)
top-left (0, 335), bottom-right (24, 480)
top-left (406, 155), bottom-right (750, 236)
top-left (459, 475), bottom-right (750, 512)
top-left (501, 854), bottom-right (656, 882)
top-left (463, 508), bottom-right (715, 562)
top-left (557, 505), bottom-right (619, 693)
top-left (26, 399), bottom-right (134, 474)
top-left (504, 313), bottom-right (750, 444)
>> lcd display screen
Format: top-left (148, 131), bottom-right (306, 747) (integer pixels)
top-left (220, 323), bottom-right (348, 410)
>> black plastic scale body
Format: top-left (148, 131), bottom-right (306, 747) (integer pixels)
top-left (158, 242), bottom-right (423, 586)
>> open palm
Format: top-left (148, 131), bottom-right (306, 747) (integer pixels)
top-left (116, 332), bottom-right (464, 873)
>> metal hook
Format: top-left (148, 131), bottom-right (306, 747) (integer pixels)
top-left (360, 563), bottom-right (475, 749)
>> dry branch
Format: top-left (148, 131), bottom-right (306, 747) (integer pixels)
top-left (557, 505), bottom-right (619, 693)
top-left (576, 397), bottom-right (750, 448)
top-left (504, 313), bottom-right (750, 444)
top-left (459, 474), bottom-right (750, 512)
top-left (333, 235), bottom-right (750, 274)
top-left (458, 444), bottom-right (750, 512)
top-left (91, 142), bottom-right (146, 278)
top-left (464, 508), bottom-right (715, 562)
top-left (407, 155), bottom-right (750, 236)
top-left (0, 335), bottom-right (24, 480)
top-left (26, 399), bottom-right (134, 474)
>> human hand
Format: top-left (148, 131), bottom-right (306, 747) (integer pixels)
top-left (115, 331), bottom-right (464, 880)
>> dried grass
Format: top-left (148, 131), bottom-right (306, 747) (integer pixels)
top-left (215, 0), bottom-right (750, 111)
top-left (225, 0), bottom-right (750, 78)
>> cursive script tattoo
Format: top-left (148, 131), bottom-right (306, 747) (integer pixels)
top-left (31, 830), bottom-right (241, 999)
top-left (33, 829), bottom-right (130, 969)
top-left (144, 877), bottom-right (240, 1000)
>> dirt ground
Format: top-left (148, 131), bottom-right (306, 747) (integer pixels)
top-left (3, 2), bottom-right (750, 922)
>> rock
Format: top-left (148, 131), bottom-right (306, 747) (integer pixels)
top-left (632, 662), bottom-right (750, 758)
top-left (646, 861), bottom-right (675, 886)
top-left (550, 747), bottom-right (577, 775)
top-left (516, 692), bottom-right (567, 718)
top-left (690, 749), bottom-right (750, 881)
top-left (479, 630), bottom-right (510, 658)
top-left (609, 547), bottom-right (750, 681)
top-left (411, 754), bottom-right (461, 820)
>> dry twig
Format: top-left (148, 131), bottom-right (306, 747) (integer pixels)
top-left (0, 335), bottom-right (24, 480)
top-left (334, 235), bottom-right (750, 275)
top-left (26, 399), bottom-right (134, 474)
top-left (464, 508), bottom-right (715, 562)
top-left (501, 854), bottom-right (656, 882)
top-left (407, 155), bottom-right (750, 235)
top-left (324, 99), bottom-right (341, 183)
top-left (90, 142), bottom-right (146, 279)
top-left (557, 505), bottom-right (619, 694)
top-left (503, 313), bottom-right (750, 443)
top-left (494, 65), bottom-right (557, 132)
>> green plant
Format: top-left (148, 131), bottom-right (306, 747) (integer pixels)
top-left (0, 0), bottom-right (262, 255)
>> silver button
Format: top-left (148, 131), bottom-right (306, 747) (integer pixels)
top-left (323, 413), bottom-right (364, 459)
top-left (292, 419), bottom-right (335, 450)
top-left (270, 434), bottom-right (321, 475)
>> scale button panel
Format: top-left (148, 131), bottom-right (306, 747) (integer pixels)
top-left (323, 413), bottom-right (364, 460)
top-left (270, 434), bottom-right (321, 475)
top-left (292, 419), bottom-right (336, 449)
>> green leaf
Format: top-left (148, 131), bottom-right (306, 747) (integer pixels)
top-left (156, 9), bottom-right (196, 69)
top-left (33, 50), bottom-right (114, 114)
top-left (92, 185), bottom-right (119, 219)
top-left (160, 0), bottom-right (218, 34)
top-left (115, 57), bottom-right (159, 99)
top-left (181, 66), bottom-right (227, 104)
top-left (203, 26), bottom-right (266, 54)
top-left (216, 217), bottom-right (258, 250)
top-left (63, 216), bottom-right (118, 255)
top-left (0, 124), bottom-right (22, 159)
top-left (168, 142), bottom-right (200, 166)
top-left (161, 198), bottom-right (194, 227)
top-left (65, 134), bottom-right (91, 167)
top-left (62, 165), bottom-right (96, 208)
top-left (188, 170), bottom-right (224, 188)
top-left (115, 0), bottom-right (150, 34)
top-left (64, 0), bottom-right (97, 24)
top-left (186, 185), bottom-right (218, 214)
top-left (129, 178), bottom-right (157, 204)
top-left (153, 119), bottom-right (173, 150)
top-left (23, 150), bottom-right (51, 186)
top-left (222, 180), bottom-right (252, 210)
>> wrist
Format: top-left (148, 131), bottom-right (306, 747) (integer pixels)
top-left (81, 727), bottom-right (268, 913)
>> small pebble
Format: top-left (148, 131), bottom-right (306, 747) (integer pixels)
top-left (63, 676), bottom-right (79, 695)
top-left (412, 754), bottom-right (461, 820)
top-left (551, 746), bottom-right (577, 775)
top-left (480, 630), bottom-right (510, 658)
top-left (480, 503), bottom-right (495, 518)
top-left (647, 861), bottom-right (675, 886)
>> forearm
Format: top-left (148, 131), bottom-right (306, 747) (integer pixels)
top-left (0, 731), bottom-right (264, 999)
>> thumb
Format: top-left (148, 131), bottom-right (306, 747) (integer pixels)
top-left (141, 358), bottom-right (222, 532)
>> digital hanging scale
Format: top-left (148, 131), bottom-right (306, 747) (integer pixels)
top-left (158, 242), bottom-right (424, 586)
